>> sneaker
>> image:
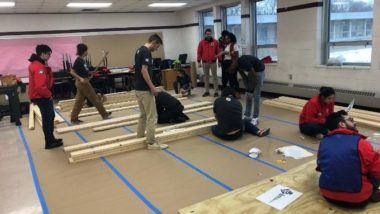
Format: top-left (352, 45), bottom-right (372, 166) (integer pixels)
top-left (371, 189), bottom-right (380, 202)
top-left (71, 119), bottom-right (84, 125)
top-left (214, 92), bottom-right (219, 97)
top-left (257, 128), bottom-right (270, 137)
top-left (55, 138), bottom-right (63, 143)
top-left (202, 92), bottom-right (210, 97)
top-left (45, 141), bottom-right (63, 149)
top-left (147, 143), bottom-right (169, 150)
top-left (251, 118), bottom-right (259, 126)
top-left (103, 112), bottom-right (112, 120)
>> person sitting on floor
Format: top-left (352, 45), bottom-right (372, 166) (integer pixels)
top-left (173, 69), bottom-right (191, 96)
top-left (156, 91), bottom-right (189, 124)
top-left (212, 87), bottom-right (270, 141)
top-left (317, 110), bottom-right (380, 208)
top-left (299, 86), bottom-right (335, 139)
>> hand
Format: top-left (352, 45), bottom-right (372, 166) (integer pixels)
top-left (198, 63), bottom-right (202, 68)
top-left (79, 77), bottom-right (85, 83)
top-left (218, 62), bottom-right (221, 68)
top-left (150, 87), bottom-right (158, 96)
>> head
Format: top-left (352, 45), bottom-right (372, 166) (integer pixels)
top-left (76, 43), bottom-right (88, 57)
top-left (225, 32), bottom-right (237, 44)
top-left (176, 69), bottom-right (185, 77)
top-left (221, 87), bottom-right (237, 98)
top-left (319, 86), bottom-right (335, 104)
top-left (221, 30), bottom-right (229, 43)
top-left (204, 29), bottom-right (213, 41)
top-left (147, 34), bottom-right (163, 52)
top-left (36, 44), bottom-right (52, 61)
top-left (325, 110), bottom-right (357, 132)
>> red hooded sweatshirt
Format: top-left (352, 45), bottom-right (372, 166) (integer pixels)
top-left (299, 95), bottom-right (334, 125)
top-left (197, 38), bottom-right (222, 63)
top-left (28, 54), bottom-right (53, 99)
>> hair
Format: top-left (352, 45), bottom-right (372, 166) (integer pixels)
top-left (221, 30), bottom-right (229, 37)
top-left (319, 86), bottom-right (335, 98)
top-left (148, 34), bottom-right (163, 45)
top-left (205, 28), bottom-right (212, 34)
top-left (76, 43), bottom-right (88, 56)
top-left (226, 32), bottom-right (237, 43)
top-left (221, 87), bottom-right (236, 98)
top-left (325, 110), bottom-right (347, 131)
top-left (36, 44), bottom-right (52, 56)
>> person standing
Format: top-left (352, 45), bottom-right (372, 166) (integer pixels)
top-left (220, 32), bottom-right (239, 93)
top-left (197, 28), bottom-right (222, 97)
top-left (28, 44), bottom-right (63, 149)
top-left (236, 55), bottom-right (266, 125)
top-left (135, 34), bottom-right (168, 150)
top-left (69, 43), bottom-right (111, 124)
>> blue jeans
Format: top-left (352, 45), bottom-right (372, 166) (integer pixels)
top-left (244, 72), bottom-right (265, 119)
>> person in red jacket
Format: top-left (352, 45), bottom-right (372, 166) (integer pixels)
top-left (317, 110), bottom-right (380, 208)
top-left (299, 87), bottom-right (335, 139)
top-left (197, 28), bottom-right (222, 97)
top-left (28, 44), bottom-right (63, 149)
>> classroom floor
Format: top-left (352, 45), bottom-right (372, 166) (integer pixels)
top-left (1, 88), bottom-right (380, 214)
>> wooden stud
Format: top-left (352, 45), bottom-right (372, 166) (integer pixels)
top-left (28, 103), bottom-right (35, 130)
top-left (63, 117), bottom-right (216, 152)
top-left (69, 121), bottom-right (217, 163)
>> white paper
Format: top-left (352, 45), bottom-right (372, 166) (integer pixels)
top-left (256, 184), bottom-right (303, 210)
top-left (345, 99), bottom-right (355, 112)
top-left (276, 145), bottom-right (313, 159)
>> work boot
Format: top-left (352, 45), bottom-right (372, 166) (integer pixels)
top-left (214, 92), bottom-right (219, 97)
top-left (202, 92), bottom-right (210, 97)
top-left (71, 119), bottom-right (84, 125)
top-left (147, 143), bottom-right (169, 150)
top-left (45, 141), bottom-right (63, 149)
top-left (103, 112), bottom-right (112, 120)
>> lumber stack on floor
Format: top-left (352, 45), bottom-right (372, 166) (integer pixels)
top-left (28, 103), bottom-right (35, 130)
top-left (64, 117), bottom-right (216, 152)
top-left (56, 101), bottom-right (212, 134)
top-left (178, 160), bottom-right (380, 213)
top-left (68, 119), bottom-right (217, 163)
top-left (263, 96), bottom-right (380, 129)
top-left (32, 105), bottom-right (64, 126)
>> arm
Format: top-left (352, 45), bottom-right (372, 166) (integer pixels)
top-left (33, 69), bottom-right (52, 98)
top-left (359, 140), bottom-right (380, 180)
top-left (197, 42), bottom-right (203, 64)
top-left (69, 69), bottom-right (85, 83)
top-left (141, 64), bottom-right (157, 96)
top-left (215, 41), bottom-right (222, 62)
top-left (303, 102), bottom-right (326, 124)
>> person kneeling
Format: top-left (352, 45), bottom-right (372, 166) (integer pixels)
top-left (212, 87), bottom-right (270, 141)
top-left (156, 91), bottom-right (189, 124)
top-left (317, 110), bottom-right (380, 208)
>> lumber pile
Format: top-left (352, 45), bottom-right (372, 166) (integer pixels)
top-left (67, 118), bottom-right (217, 163)
top-left (263, 96), bottom-right (380, 129)
top-left (28, 103), bottom-right (35, 130)
top-left (32, 105), bottom-right (64, 126)
top-left (56, 101), bottom-right (213, 134)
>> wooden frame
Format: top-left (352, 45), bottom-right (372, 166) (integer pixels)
top-left (69, 121), bottom-right (217, 163)
top-left (64, 117), bottom-right (216, 152)
top-left (28, 103), bottom-right (35, 130)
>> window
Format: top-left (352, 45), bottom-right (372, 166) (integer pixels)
top-left (327, 0), bottom-right (374, 64)
top-left (255, 0), bottom-right (278, 61)
top-left (200, 10), bottom-right (214, 37)
top-left (224, 4), bottom-right (241, 44)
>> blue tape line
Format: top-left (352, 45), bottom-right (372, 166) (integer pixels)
top-left (199, 135), bottom-right (286, 173)
top-left (17, 126), bottom-right (49, 214)
top-left (164, 149), bottom-right (233, 191)
top-left (55, 110), bottom-right (162, 214)
top-left (266, 135), bottom-right (318, 152)
top-left (262, 114), bottom-right (298, 126)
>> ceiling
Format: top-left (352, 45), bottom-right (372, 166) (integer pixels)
top-left (0, 0), bottom-right (215, 13)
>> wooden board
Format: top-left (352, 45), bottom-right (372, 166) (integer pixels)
top-left (92, 103), bottom-right (212, 132)
top-left (178, 160), bottom-right (380, 213)
top-left (63, 117), bottom-right (216, 152)
top-left (69, 121), bottom-right (217, 163)
top-left (28, 103), bottom-right (35, 130)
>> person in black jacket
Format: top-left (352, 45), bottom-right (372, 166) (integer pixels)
top-left (173, 69), bottom-right (191, 96)
top-left (156, 91), bottom-right (189, 124)
top-left (212, 87), bottom-right (270, 141)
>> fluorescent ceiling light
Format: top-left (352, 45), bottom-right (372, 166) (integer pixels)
top-left (66, 2), bottom-right (112, 8)
top-left (148, 3), bottom-right (187, 7)
top-left (0, 2), bottom-right (15, 7)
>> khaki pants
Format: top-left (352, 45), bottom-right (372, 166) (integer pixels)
top-left (203, 62), bottom-right (218, 93)
top-left (71, 79), bottom-right (108, 121)
top-left (135, 90), bottom-right (157, 144)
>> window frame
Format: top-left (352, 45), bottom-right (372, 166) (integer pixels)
top-left (251, 0), bottom-right (278, 62)
top-left (324, 0), bottom-right (374, 66)
top-left (199, 9), bottom-right (214, 39)
top-left (222, 3), bottom-right (242, 44)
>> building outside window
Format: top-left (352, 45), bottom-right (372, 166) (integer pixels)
top-left (200, 10), bottom-right (214, 37)
top-left (225, 4), bottom-right (241, 44)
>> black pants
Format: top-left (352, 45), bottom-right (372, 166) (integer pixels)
top-left (299, 122), bottom-right (328, 136)
top-left (32, 98), bottom-right (56, 147)
top-left (157, 103), bottom-right (186, 124)
top-left (173, 82), bottom-right (191, 95)
top-left (212, 120), bottom-right (260, 141)
top-left (221, 60), bottom-right (239, 91)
